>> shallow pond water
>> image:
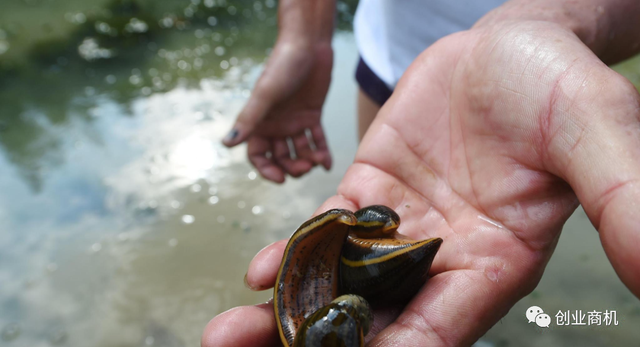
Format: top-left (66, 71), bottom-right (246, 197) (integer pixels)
top-left (1, 1), bottom-right (639, 346)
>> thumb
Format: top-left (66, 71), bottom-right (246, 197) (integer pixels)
top-left (548, 69), bottom-right (640, 297)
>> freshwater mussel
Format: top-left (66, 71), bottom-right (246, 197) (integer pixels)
top-left (274, 205), bottom-right (443, 346)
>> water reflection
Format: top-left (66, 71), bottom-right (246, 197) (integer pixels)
top-left (0, 0), bottom-right (293, 192)
top-left (0, 0), bottom-right (359, 345)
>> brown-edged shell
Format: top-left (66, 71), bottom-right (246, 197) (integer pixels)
top-left (274, 209), bottom-right (357, 347)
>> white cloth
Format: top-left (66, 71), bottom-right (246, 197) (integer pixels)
top-left (354, 0), bottom-right (507, 88)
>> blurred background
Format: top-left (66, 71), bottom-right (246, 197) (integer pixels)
top-left (0, 1), bottom-right (639, 346)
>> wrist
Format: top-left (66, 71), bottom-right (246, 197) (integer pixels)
top-left (277, 0), bottom-right (336, 46)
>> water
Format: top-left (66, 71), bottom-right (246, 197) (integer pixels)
top-left (0, 1), bottom-right (639, 346)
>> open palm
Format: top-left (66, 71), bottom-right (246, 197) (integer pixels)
top-left (204, 21), bottom-right (640, 346)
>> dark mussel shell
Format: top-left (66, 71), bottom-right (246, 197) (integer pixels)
top-left (293, 294), bottom-right (373, 347)
top-left (340, 236), bottom-right (443, 303)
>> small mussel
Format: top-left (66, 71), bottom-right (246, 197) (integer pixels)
top-left (340, 205), bottom-right (443, 303)
top-left (293, 294), bottom-right (373, 347)
top-left (274, 205), bottom-right (443, 346)
top-left (349, 205), bottom-right (400, 238)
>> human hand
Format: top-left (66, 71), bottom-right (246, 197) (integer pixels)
top-left (222, 1), bottom-right (335, 183)
top-left (204, 20), bottom-right (640, 346)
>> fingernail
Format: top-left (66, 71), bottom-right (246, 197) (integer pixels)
top-left (244, 272), bottom-right (262, 291)
top-left (244, 272), bottom-right (252, 289)
top-left (224, 128), bottom-right (239, 142)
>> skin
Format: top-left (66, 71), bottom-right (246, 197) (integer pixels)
top-left (210, 1), bottom-right (640, 346)
top-left (357, 90), bottom-right (381, 142)
top-left (221, 0), bottom-right (336, 182)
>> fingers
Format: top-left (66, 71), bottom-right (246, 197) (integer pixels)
top-left (247, 137), bottom-right (286, 183)
top-left (369, 270), bottom-right (520, 347)
top-left (292, 132), bottom-right (315, 167)
top-left (273, 138), bottom-right (313, 178)
top-left (278, 127), bottom-right (331, 173)
top-left (247, 127), bottom-right (331, 183)
top-left (222, 98), bottom-right (270, 147)
top-left (201, 304), bottom-right (280, 347)
top-left (309, 125), bottom-right (332, 170)
top-left (245, 240), bottom-right (288, 291)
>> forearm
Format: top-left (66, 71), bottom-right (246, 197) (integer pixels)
top-left (474, 0), bottom-right (640, 64)
top-left (277, 0), bottom-right (336, 46)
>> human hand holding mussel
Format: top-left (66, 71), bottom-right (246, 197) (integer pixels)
top-left (203, 4), bottom-right (640, 346)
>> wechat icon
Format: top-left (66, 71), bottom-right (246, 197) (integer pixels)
top-left (526, 306), bottom-right (550, 328)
